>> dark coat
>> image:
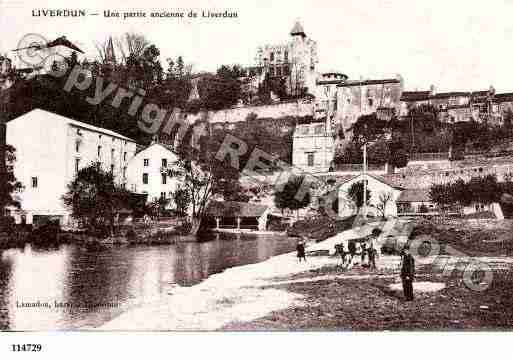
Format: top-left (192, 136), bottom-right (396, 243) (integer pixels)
top-left (401, 253), bottom-right (415, 279)
top-left (296, 243), bottom-right (306, 257)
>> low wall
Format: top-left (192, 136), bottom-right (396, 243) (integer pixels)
top-left (186, 101), bottom-right (314, 124)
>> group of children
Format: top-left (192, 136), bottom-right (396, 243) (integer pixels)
top-left (334, 228), bottom-right (381, 270)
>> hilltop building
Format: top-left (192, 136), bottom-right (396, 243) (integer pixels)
top-left (6, 109), bottom-right (137, 226)
top-left (254, 21), bottom-right (319, 97)
top-left (399, 86), bottom-right (513, 126)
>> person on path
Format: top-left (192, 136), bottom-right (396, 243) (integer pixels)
top-left (400, 245), bottom-right (415, 301)
top-left (335, 243), bottom-right (347, 266)
top-left (368, 243), bottom-right (378, 270)
top-left (348, 240), bottom-right (356, 268)
top-left (360, 242), bottom-right (367, 265)
top-left (296, 239), bottom-right (306, 263)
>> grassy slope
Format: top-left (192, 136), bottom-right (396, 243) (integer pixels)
top-left (223, 263), bottom-right (513, 331)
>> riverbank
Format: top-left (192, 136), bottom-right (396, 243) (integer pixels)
top-left (98, 223), bottom-right (392, 330)
top-left (99, 220), bottom-right (513, 330)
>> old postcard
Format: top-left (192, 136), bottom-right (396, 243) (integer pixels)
top-left (1, 0), bottom-right (513, 347)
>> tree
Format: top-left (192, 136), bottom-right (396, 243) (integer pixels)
top-left (351, 113), bottom-right (389, 145)
top-left (62, 163), bottom-right (131, 236)
top-left (347, 181), bottom-right (371, 210)
top-left (167, 120), bottom-right (242, 234)
top-left (0, 144), bottom-right (23, 216)
top-left (274, 175), bottom-right (312, 219)
top-left (376, 191), bottom-right (393, 218)
top-left (115, 33), bottom-right (150, 64)
top-left (198, 71), bottom-right (241, 110)
top-left (173, 187), bottom-right (190, 216)
top-left (429, 182), bottom-right (456, 215)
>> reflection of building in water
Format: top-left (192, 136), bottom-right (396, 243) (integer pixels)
top-left (3, 245), bottom-right (68, 330)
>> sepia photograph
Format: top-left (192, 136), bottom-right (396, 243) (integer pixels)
top-left (1, 1), bottom-right (513, 349)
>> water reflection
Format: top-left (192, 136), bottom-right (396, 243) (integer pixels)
top-left (0, 232), bottom-right (296, 330)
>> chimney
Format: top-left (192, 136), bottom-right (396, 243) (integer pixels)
top-left (429, 84), bottom-right (436, 95)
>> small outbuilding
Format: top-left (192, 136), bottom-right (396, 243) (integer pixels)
top-left (396, 188), bottom-right (434, 214)
top-left (205, 201), bottom-right (270, 231)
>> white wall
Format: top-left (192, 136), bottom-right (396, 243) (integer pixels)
top-left (126, 143), bottom-right (180, 207)
top-left (64, 124), bottom-right (137, 187)
top-left (7, 109), bottom-right (137, 224)
top-left (338, 174), bottom-right (402, 218)
top-left (7, 110), bottom-right (68, 222)
top-left (292, 123), bottom-right (334, 173)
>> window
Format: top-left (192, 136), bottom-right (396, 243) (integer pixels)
top-left (142, 173), bottom-right (148, 184)
top-left (75, 140), bottom-right (81, 153)
top-left (97, 146), bottom-right (102, 157)
top-left (306, 152), bottom-right (315, 167)
top-left (269, 67), bottom-right (275, 77)
top-left (160, 192), bottom-right (166, 199)
top-left (31, 177), bottom-right (38, 188)
top-left (75, 158), bottom-right (80, 174)
top-left (284, 51), bottom-right (288, 62)
top-left (283, 65), bottom-right (289, 75)
top-left (143, 158), bottom-right (149, 166)
top-left (270, 52), bottom-right (274, 61)
top-left (111, 149), bottom-right (115, 160)
top-left (368, 98), bottom-right (374, 107)
top-left (111, 164), bottom-right (114, 174)
top-left (162, 173), bottom-right (167, 185)
top-left (123, 166), bottom-right (127, 179)
top-left (162, 158), bottom-right (168, 168)
top-left (123, 152), bottom-right (127, 161)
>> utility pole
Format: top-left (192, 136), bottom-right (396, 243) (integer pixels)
top-left (363, 141), bottom-right (367, 219)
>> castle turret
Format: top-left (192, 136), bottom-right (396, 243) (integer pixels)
top-left (290, 20), bottom-right (306, 38)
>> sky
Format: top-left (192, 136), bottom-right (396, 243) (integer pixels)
top-left (1, 0), bottom-right (513, 92)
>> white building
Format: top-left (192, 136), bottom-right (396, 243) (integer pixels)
top-left (337, 173), bottom-right (403, 218)
top-left (126, 143), bottom-right (181, 207)
top-left (292, 121), bottom-right (335, 173)
top-left (6, 109), bottom-right (137, 225)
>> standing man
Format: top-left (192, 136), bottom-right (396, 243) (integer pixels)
top-left (348, 239), bottom-right (356, 268)
top-left (368, 243), bottom-right (378, 270)
top-left (400, 245), bottom-right (415, 301)
top-left (297, 239), bottom-right (307, 263)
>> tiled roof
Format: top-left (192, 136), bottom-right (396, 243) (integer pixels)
top-left (338, 79), bottom-right (400, 87)
top-left (206, 201), bottom-right (269, 218)
top-left (334, 173), bottom-right (404, 190)
top-left (400, 91), bottom-right (431, 101)
top-left (317, 79), bottom-right (347, 85)
top-left (397, 188), bottom-right (431, 203)
top-left (430, 92), bottom-right (470, 99)
top-left (12, 109), bottom-right (136, 142)
top-left (494, 92), bottom-right (513, 103)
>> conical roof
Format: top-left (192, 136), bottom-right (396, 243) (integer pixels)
top-left (290, 21), bottom-right (306, 36)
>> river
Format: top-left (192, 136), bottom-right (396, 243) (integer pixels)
top-left (0, 231), bottom-right (297, 330)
